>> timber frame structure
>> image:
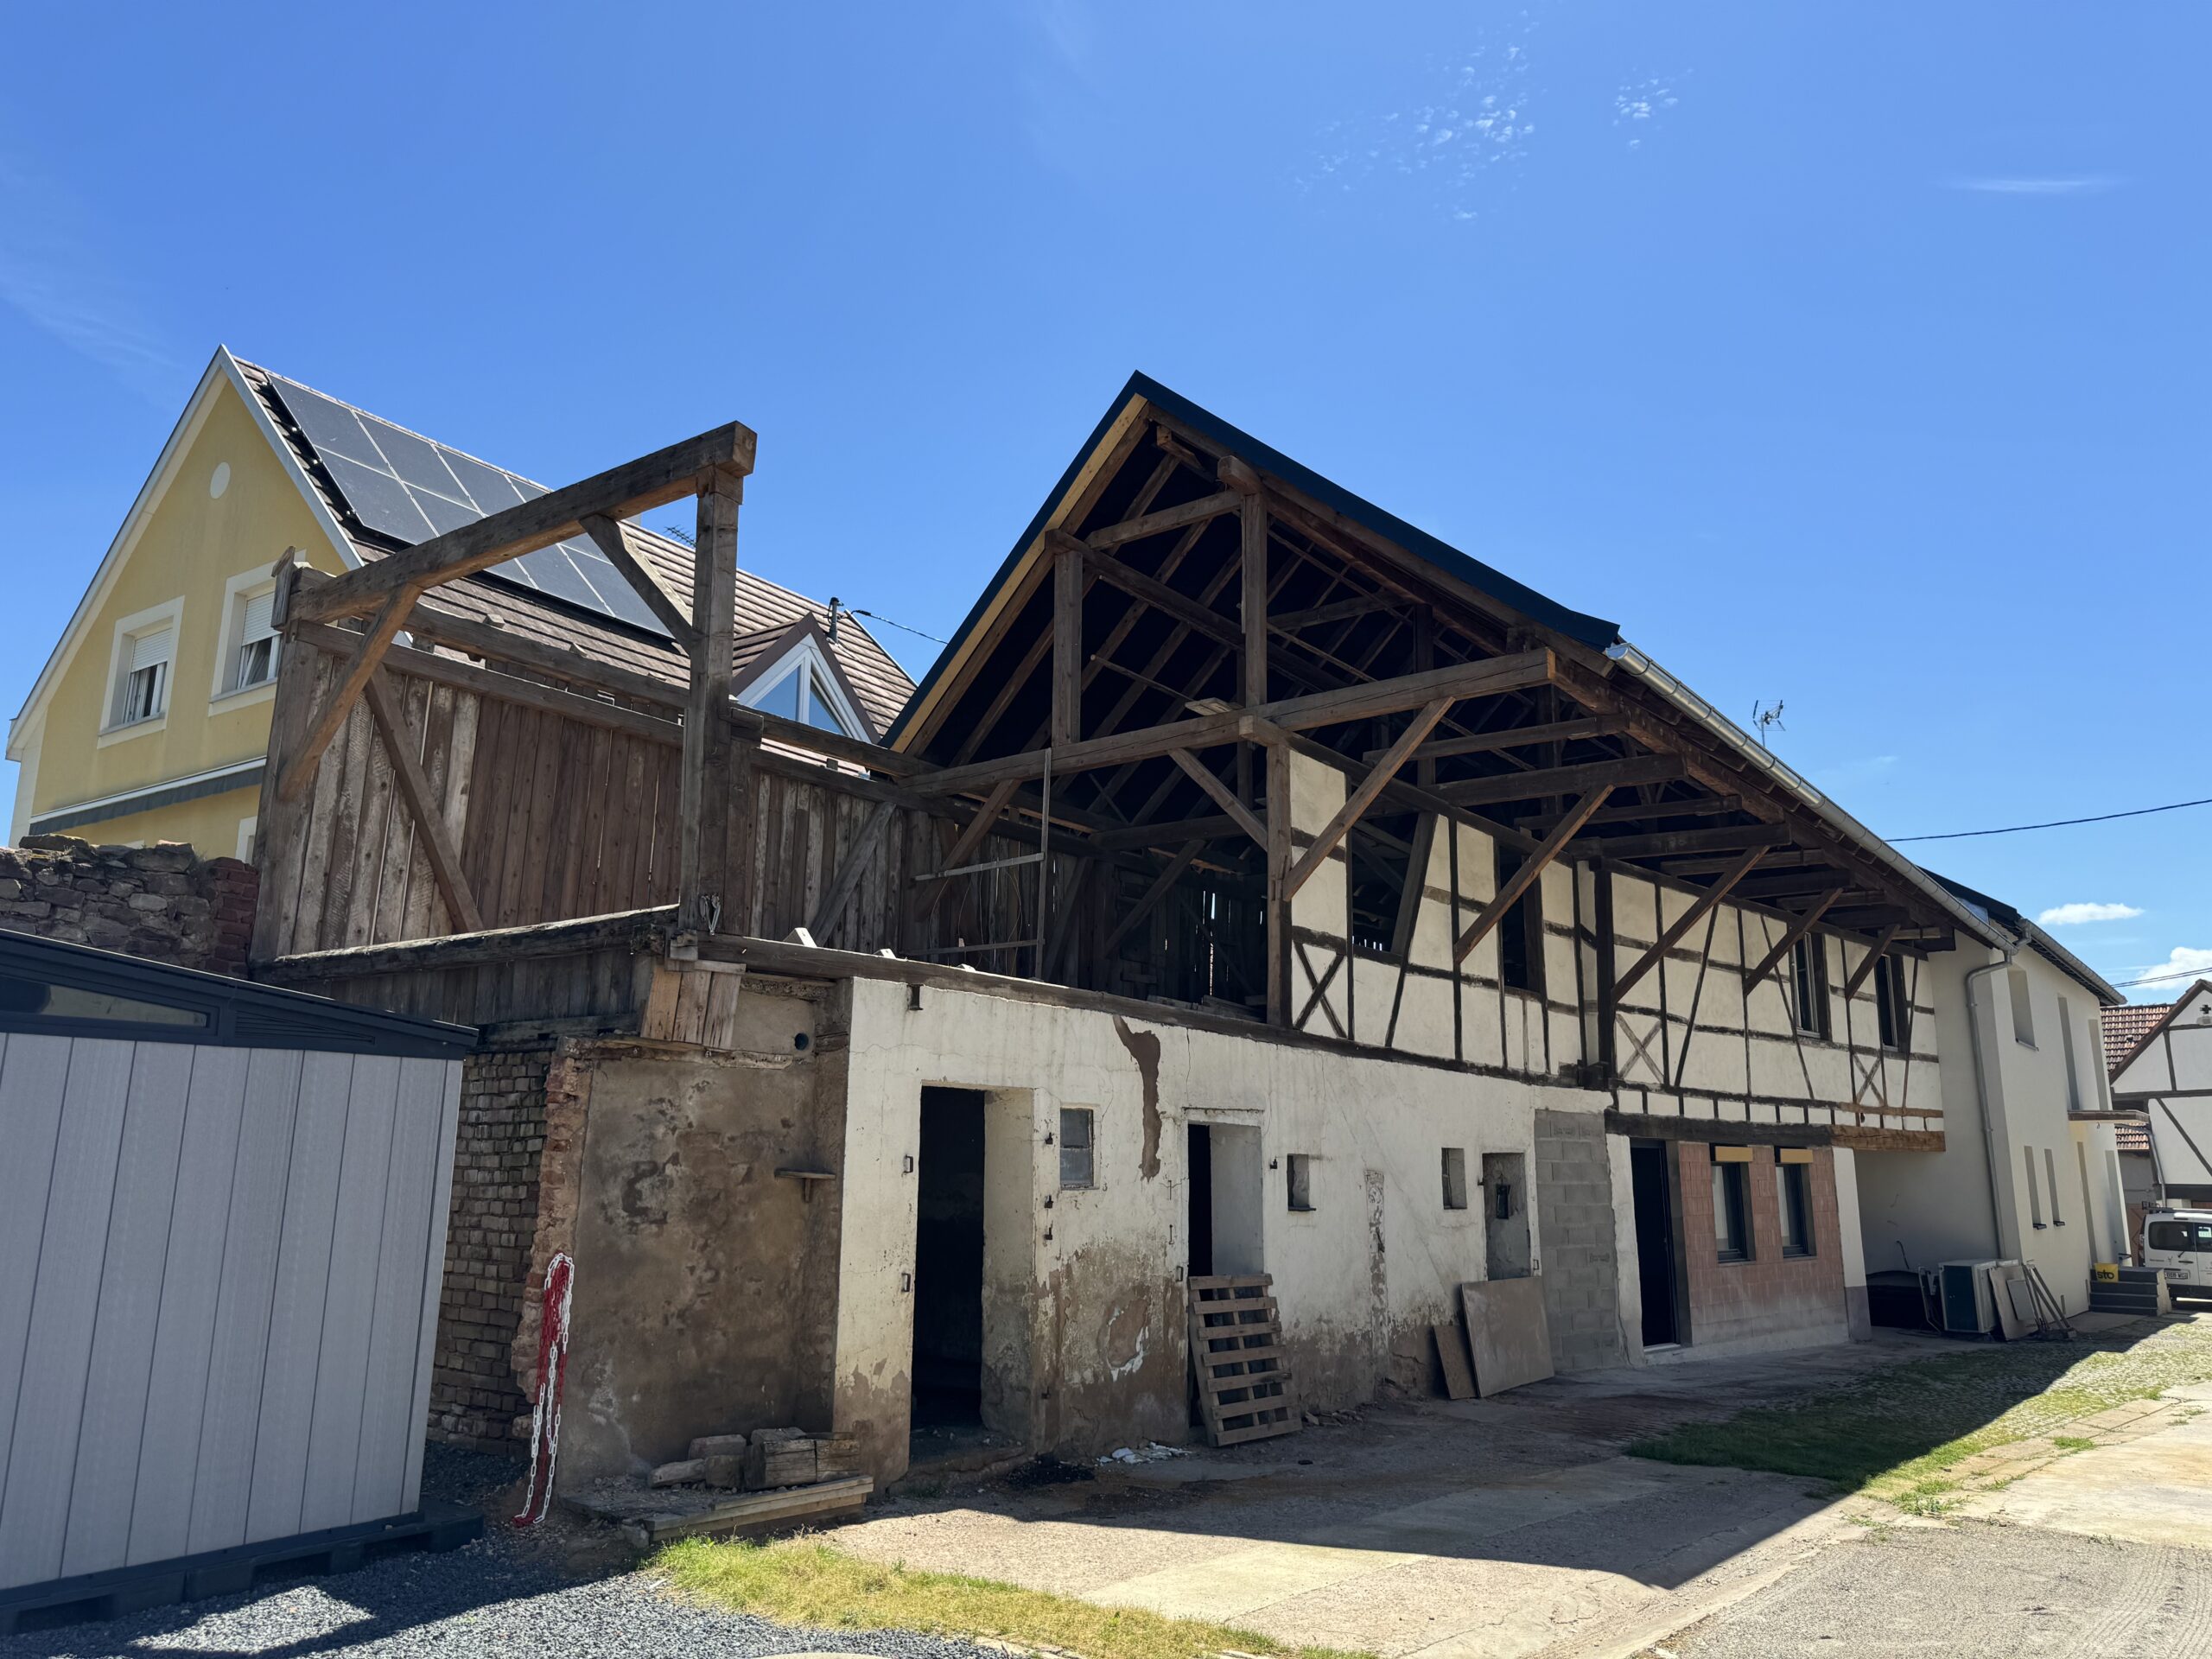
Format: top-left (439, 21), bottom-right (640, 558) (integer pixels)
top-left (251, 373), bottom-right (2000, 1148)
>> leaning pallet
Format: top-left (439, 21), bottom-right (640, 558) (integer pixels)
top-left (1188, 1274), bottom-right (1300, 1446)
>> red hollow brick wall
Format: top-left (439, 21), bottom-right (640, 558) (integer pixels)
top-left (1675, 1141), bottom-right (1847, 1351)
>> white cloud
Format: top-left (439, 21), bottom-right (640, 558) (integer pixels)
top-left (2133, 946), bottom-right (2212, 988)
top-left (2037, 902), bottom-right (2144, 926)
top-left (0, 154), bottom-right (175, 399)
top-left (1945, 175), bottom-right (2119, 196)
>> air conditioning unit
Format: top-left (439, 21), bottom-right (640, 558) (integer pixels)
top-left (1939, 1260), bottom-right (2000, 1335)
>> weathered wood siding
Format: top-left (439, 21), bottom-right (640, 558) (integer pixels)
top-left (255, 639), bottom-right (1079, 973)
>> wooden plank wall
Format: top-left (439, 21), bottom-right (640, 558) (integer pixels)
top-left (258, 639), bottom-right (1081, 973)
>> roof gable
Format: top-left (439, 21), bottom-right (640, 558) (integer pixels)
top-left (2111, 980), bottom-right (2212, 1095)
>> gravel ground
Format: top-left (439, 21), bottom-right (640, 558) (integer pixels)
top-left (2, 1446), bottom-right (996, 1659)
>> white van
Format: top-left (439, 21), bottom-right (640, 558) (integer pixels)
top-left (2142, 1207), bottom-right (2212, 1300)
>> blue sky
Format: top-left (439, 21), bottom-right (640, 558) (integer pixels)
top-left (1, 3), bottom-right (2202, 1000)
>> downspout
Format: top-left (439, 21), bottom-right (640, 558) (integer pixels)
top-left (1964, 944), bottom-right (2020, 1261)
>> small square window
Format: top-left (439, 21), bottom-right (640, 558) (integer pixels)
top-left (1058, 1107), bottom-right (1094, 1188)
top-left (1286, 1154), bottom-right (1315, 1212)
top-left (1441, 1147), bottom-right (1468, 1211)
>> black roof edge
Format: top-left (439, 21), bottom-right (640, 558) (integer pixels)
top-left (887, 372), bottom-right (1621, 746)
top-left (0, 930), bottom-right (478, 1058)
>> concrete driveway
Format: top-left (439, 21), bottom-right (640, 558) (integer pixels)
top-left (830, 1322), bottom-right (2212, 1659)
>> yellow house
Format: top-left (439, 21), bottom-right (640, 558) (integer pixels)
top-left (9, 347), bottom-right (911, 861)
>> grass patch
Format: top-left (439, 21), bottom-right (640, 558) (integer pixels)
top-left (2050, 1434), bottom-right (2096, 1452)
top-left (652, 1535), bottom-right (1370, 1659)
top-left (1628, 1318), bottom-right (2212, 1509)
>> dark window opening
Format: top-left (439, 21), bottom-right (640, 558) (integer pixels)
top-left (1286, 1154), bottom-right (1315, 1212)
top-left (1496, 844), bottom-right (1544, 995)
top-left (1790, 938), bottom-right (1830, 1039)
top-left (1777, 1154), bottom-right (1814, 1257)
top-left (1873, 955), bottom-right (1905, 1052)
top-left (1630, 1141), bottom-right (1682, 1346)
top-left (1441, 1147), bottom-right (1468, 1211)
top-left (1713, 1150), bottom-right (1752, 1262)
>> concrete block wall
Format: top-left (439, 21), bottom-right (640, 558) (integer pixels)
top-left (0, 834), bottom-right (257, 976)
top-left (429, 1042), bottom-right (554, 1452)
top-left (1534, 1109), bottom-right (1628, 1372)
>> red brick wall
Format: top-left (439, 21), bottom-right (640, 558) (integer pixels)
top-left (1675, 1141), bottom-right (1847, 1351)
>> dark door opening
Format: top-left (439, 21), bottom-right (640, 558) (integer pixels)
top-left (912, 1086), bottom-right (986, 1427)
top-left (1630, 1140), bottom-right (1681, 1348)
top-left (1187, 1124), bottom-right (1215, 1278)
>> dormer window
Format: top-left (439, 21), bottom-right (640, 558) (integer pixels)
top-left (736, 629), bottom-right (868, 741)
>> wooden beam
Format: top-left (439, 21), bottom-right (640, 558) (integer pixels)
top-left (1085, 488), bottom-right (1242, 550)
top-left (1524, 793), bottom-right (1740, 834)
top-left (275, 587), bottom-right (416, 804)
top-left (292, 422), bottom-right (757, 625)
top-left (1238, 476), bottom-right (1268, 709)
top-left (1168, 749), bottom-right (1266, 844)
top-left (1389, 812), bottom-right (1438, 961)
top-left (912, 779), bottom-right (1020, 926)
top-left (388, 596), bottom-right (683, 709)
top-left (1373, 714), bottom-right (1625, 765)
top-left (1612, 844), bottom-right (1769, 1000)
top-left (1273, 592), bottom-right (1399, 634)
top-left (1087, 813), bottom-right (1243, 854)
top-left (1569, 822), bottom-right (1792, 862)
top-left (1285, 698), bottom-right (1452, 900)
top-left (1264, 737), bottom-right (1292, 1023)
top-left (1741, 890), bottom-right (1841, 986)
top-left (362, 669), bottom-right (483, 932)
top-left (1454, 791), bottom-right (1607, 964)
top-left (679, 468), bottom-right (742, 931)
top-left (1052, 536), bottom-right (1083, 747)
top-left (1437, 753), bottom-right (1681, 809)
top-left (916, 651), bottom-right (1555, 798)
top-left (1843, 923), bottom-right (1903, 998)
top-left (807, 797), bottom-right (898, 943)
top-left (1077, 542), bottom-right (1243, 650)
top-left (1099, 839), bottom-right (1205, 957)
top-left (579, 514), bottom-right (700, 652)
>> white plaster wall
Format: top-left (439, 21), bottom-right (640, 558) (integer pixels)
top-left (831, 975), bottom-right (1612, 1476)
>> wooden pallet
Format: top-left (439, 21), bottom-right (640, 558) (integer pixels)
top-left (1189, 1274), bottom-right (1300, 1446)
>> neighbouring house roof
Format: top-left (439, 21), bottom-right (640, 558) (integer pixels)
top-left (1922, 872), bottom-right (2126, 1005)
top-left (231, 357), bottom-right (914, 738)
top-left (2104, 1001), bottom-right (2173, 1077)
top-left (2109, 981), bottom-right (2212, 1094)
top-left (2115, 1117), bottom-right (2151, 1155)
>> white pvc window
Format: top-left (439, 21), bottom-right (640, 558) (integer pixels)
top-left (753, 664), bottom-right (854, 735)
top-left (113, 624), bottom-right (174, 727)
top-left (230, 588), bottom-right (277, 692)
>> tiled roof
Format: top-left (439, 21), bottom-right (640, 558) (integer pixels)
top-left (237, 359), bottom-right (915, 738)
top-left (2104, 1001), bottom-right (2172, 1077)
top-left (2114, 1118), bottom-right (2151, 1155)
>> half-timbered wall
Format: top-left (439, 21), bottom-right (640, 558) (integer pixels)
top-left (1599, 867), bottom-right (1941, 1139)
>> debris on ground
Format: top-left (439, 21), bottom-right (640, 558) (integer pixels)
top-left (1096, 1442), bottom-right (1191, 1465)
top-left (1004, 1454), bottom-right (1096, 1489)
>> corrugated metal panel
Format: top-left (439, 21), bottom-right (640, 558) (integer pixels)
top-left (0, 1035), bottom-right (463, 1592)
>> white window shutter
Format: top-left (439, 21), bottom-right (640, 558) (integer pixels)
top-left (130, 626), bottom-right (173, 671)
top-left (241, 589), bottom-right (275, 642)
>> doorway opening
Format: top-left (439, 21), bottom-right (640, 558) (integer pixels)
top-left (1187, 1123), bottom-right (1215, 1276)
top-left (912, 1086), bottom-right (986, 1427)
top-left (1482, 1151), bottom-right (1530, 1279)
top-left (1629, 1139), bottom-right (1683, 1348)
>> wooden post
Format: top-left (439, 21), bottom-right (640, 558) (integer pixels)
top-left (1593, 861), bottom-right (1618, 1077)
top-left (1220, 455), bottom-right (1266, 707)
top-left (1264, 737), bottom-right (1293, 1025)
top-left (1052, 537), bottom-right (1083, 748)
top-left (681, 466), bottom-right (742, 932)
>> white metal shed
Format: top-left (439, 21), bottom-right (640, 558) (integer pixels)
top-left (0, 931), bottom-right (474, 1620)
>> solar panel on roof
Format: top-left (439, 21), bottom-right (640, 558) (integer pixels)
top-left (266, 375), bottom-right (670, 638)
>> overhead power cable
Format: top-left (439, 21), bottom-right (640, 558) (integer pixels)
top-left (1891, 796), bottom-right (2212, 843)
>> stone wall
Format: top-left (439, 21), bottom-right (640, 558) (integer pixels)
top-left (1534, 1109), bottom-right (1629, 1372)
top-left (0, 835), bottom-right (257, 976)
top-left (429, 1042), bottom-right (554, 1452)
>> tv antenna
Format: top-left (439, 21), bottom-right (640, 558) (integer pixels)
top-left (1750, 699), bottom-right (1785, 749)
